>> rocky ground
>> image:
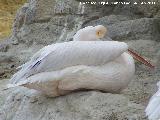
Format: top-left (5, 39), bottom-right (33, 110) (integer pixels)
top-left (0, 0), bottom-right (26, 40)
top-left (0, 0), bottom-right (160, 120)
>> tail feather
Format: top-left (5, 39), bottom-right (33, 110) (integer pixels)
top-left (7, 78), bottom-right (28, 89)
top-left (2, 83), bottom-right (21, 91)
top-left (10, 69), bottom-right (28, 84)
top-left (7, 83), bottom-right (19, 88)
top-left (10, 61), bottom-right (33, 84)
top-left (1, 84), bottom-right (19, 91)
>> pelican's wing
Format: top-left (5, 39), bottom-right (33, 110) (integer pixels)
top-left (10, 41), bottom-right (128, 85)
top-left (146, 82), bottom-right (160, 120)
top-left (16, 45), bottom-right (51, 69)
top-left (10, 44), bottom-right (57, 84)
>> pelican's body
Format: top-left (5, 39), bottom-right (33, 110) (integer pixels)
top-left (146, 82), bottom-right (160, 120)
top-left (9, 25), bottom-right (135, 97)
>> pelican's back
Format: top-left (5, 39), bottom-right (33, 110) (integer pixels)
top-left (10, 41), bottom-right (128, 84)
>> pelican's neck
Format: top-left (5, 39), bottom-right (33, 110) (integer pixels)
top-left (115, 53), bottom-right (135, 75)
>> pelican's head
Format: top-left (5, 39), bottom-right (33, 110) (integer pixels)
top-left (95, 25), bottom-right (107, 39)
top-left (73, 25), bottom-right (107, 41)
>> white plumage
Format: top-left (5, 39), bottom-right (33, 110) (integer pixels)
top-left (9, 25), bottom-right (136, 97)
top-left (146, 82), bottom-right (160, 120)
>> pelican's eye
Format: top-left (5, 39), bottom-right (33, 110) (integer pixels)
top-left (96, 30), bottom-right (104, 38)
top-left (97, 30), bottom-right (101, 36)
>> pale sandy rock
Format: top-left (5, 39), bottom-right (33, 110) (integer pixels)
top-left (0, 87), bottom-right (146, 120)
top-left (0, 0), bottom-right (160, 120)
top-left (86, 17), bottom-right (160, 41)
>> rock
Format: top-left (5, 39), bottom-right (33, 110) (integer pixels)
top-left (0, 43), bottom-right (9, 52)
top-left (0, 38), bottom-right (12, 52)
top-left (0, 79), bottom-right (10, 111)
top-left (12, 0), bottom-right (160, 45)
top-left (132, 0), bottom-right (160, 17)
top-left (112, 0), bottom-right (160, 18)
top-left (12, 0), bottom-right (83, 45)
top-left (86, 17), bottom-right (160, 41)
top-left (0, 52), bottom-right (15, 63)
top-left (0, 88), bottom-right (146, 120)
top-left (0, 0), bottom-right (160, 120)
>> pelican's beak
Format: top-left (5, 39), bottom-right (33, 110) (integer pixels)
top-left (128, 49), bottom-right (155, 69)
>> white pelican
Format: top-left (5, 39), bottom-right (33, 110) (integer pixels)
top-left (145, 82), bottom-right (160, 120)
top-left (8, 25), bottom-right (154, 97)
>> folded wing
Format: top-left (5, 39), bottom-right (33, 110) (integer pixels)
top-left (10, 41), bottom-right (128, 84)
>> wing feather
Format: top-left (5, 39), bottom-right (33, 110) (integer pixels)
top-left (10, 41), bottom-right (128, 84)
